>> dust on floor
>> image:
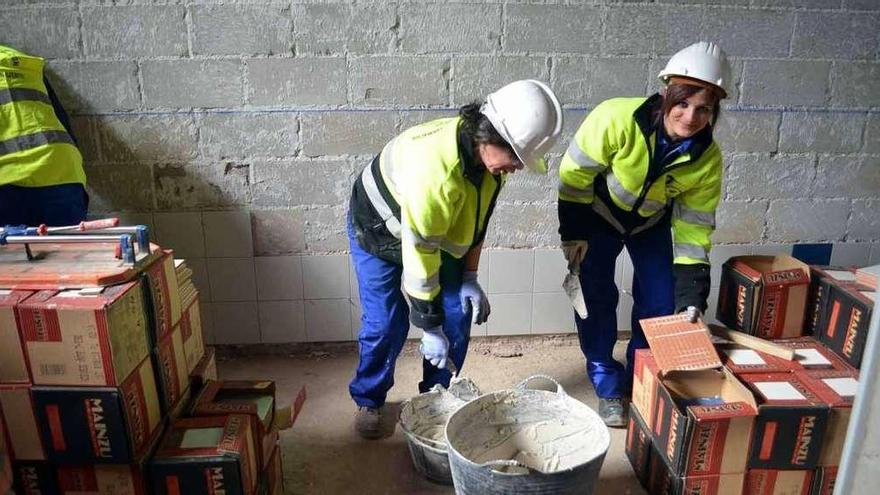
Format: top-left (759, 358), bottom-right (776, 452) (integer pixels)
top-left (218, 335), bottom-right (647, 495)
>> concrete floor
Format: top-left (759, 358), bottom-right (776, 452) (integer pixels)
top-left (218, 335), bottom-right (647, 495)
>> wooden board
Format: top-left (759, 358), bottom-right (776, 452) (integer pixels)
top-left (708, 324), bottom-right (796, 361)
top-left (0, 241), bottom-right (162, 289)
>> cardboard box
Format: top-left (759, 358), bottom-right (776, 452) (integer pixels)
top-left (640, 315), bottom-right (758, 477)
top-left (56, 464), bottom-right (145, 495)
top-left (798, 369), bottom-right (857, 467)
top-left (811, 466), bottom-right (837, 495)
top-left (633, 349), bottom-right (662, 432)
top-left (0, 407), bottom-right (10, 494)
top-left (0, 289), bottom-right (33, 383)
top-left (626, 403), bottom-right (653, 488)
top-left (142, 251), bottom-right (182, 343)
top-left (816, 283), bottom-right (873, 369)
top-left (739, 373), bottom-right (830, 470)
top-left (717, 255), bottom-right (810, 339)
top-left (189, 347), bottom-right (217, 397)
top-left (180, 297), bottom-right (205, 375)
top-left (773, 337), bottom-right (854, 373)
top-left (153, 321), bottom-right (189, 415)
top-left (12, 461), bottom-right (58, 495)
top-left (32, 356), bottom-right (162, 463)
top-left (745, 469), bottom-right (812, 495)
top-left (17, 283), bottom-right (150, 387)
top-left (259, 446), bottom-right (283, 495)
top-left (646, 440), bottom-right (746, 495)
top-left (150, 414), bottom-right (259, 495)
top-left (717, 345), bottom-right (792, 375)
top-left (855, 264), bottom-right (879, 289)
top-left (805, 267), bottom-right (857, 337)
top-left (0, 385), bottom-right (45, 461)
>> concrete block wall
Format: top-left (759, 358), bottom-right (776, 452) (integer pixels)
top-left (2, 0), bottom-right (878, 343)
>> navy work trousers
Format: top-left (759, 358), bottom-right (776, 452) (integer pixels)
top-left (0, 183), bottom-right (88, 227)
top-left (347, 220), bottom-right (471, 409)
top-left (574, 219), bottom-right (675, 399)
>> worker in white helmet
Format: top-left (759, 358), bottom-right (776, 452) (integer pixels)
top-left (558, 42), bottom-right (731, 427)
top-left (348, 80), bottom-right (563, 438)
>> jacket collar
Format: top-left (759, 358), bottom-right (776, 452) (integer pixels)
top-left (634, 93), bottom-right (714, 162)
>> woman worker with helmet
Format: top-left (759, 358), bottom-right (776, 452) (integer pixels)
top-left (348, 80), bottom-right (564, 438)
top-left (557, 42), bottom-right (732, 427)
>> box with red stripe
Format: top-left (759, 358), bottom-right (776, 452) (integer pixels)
top-left (11, 461), bottom-right (58, 495)
top-left (149, 414), bottom-right (259, 495)
top-left (31, 355), bottom-right (162, 463)
top-left (258, 446), bottom-right (283, 495)
top-left (717, 255), bottom-right (810, 339)
top-left (745, 469), bottom-right (812, 495)
top-left (189, 347), bottom-right (218, 398)
top-left (142, 252), bottom-right (182, 344)
top-left (772, 337), bottom-right (855, 373)
top-left (56, 463), bottom-right (146, 495)
top-left (815, 282), bottom-right (873, 369)
top-left (0, 289), bottom-right (34, 384)
top-left (153, 320), bottom-right (189, 416)
top-left (646, 438), bottom-right (746, 495)
top-left (15, 283), bottom-right (150, 387)
top-left (0, 384), bottom-right (46, 461)
top-left (804, 267), bottom-right (857, 337)
top-left (626, 402), bottom-right (653, 488)
top-left (179, 297), bottom-right (205, 376)
top-left (0, 404), bottom-right (10, 494)
top-left (739, 373), bottom-right (830, 470)
top-left (632, 349), bottom-right (662, 432)
top-left (797, 369), bottom-right (857, 467)
top-left (810, 466), bottom-right (837, 495)
top-left (717, 345), bottom-right (792, 375)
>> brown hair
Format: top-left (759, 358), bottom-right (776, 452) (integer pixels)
top-left (653, 83), bottom-right (723, 130)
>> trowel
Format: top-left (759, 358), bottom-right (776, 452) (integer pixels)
top-left (563, 261), bottom-right (588, 319)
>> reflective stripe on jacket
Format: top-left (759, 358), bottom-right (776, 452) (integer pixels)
top-left (558, 95), bottom-right (722, 265)
top-left (351, 117), bottom-right (503, 327)
top-left (0, 45), bottom-right (84, 188)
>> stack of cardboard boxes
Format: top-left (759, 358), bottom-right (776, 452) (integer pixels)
top-left (627, 255), bottom-right (875, 495)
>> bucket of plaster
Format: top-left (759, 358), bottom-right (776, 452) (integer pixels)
top-left (445, 375), bottom-right (610, 495)
top-left (399, 377), bottom-right (482, 485)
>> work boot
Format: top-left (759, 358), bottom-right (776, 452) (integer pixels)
top-left (598, 398), bottom-right (626, 428)
top-left (354, 406), bottom-right (383, 439)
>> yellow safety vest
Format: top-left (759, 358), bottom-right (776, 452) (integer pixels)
top-left (0, 45), bottom-right (84, 187)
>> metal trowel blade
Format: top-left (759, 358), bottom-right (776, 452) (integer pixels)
top-left (563, 272), bottom-right (588, 319)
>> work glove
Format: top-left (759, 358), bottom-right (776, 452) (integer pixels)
top-left (420, 326), bottom-right (450, 369)
top-left (682, 305), bottom-right (701, 323)
top-left (561, 240), bottom-right (588, 270)
top-left (460, 271), bottom-right (490, 325)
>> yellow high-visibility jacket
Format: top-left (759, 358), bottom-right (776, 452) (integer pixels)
top-left (350, 117), bottom-right (503, 328)
top-left (558, 95), bottom-right (722, 266)
top-left (0, 45), bottom-right (84, 187)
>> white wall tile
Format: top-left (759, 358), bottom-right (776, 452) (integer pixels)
top-left (154, 212), bottom-right (206, 258)
top-left (255, 256), bottom-right (303, 300)
top-left (207, 258), bottom-right (257, 302)
top-left (533, 249), bottom-right (567, 293)
top-left (349, 260), bottom-right (360, 303)
top-left (487, 293), bottom-right (532, 336)
top-left (203, 210), bottom-right (254, 258)
top-left (830, 243), bottom-right (871, 268)
top-left (259, 301), bottom-right (306, 343)
top-left (488, 250), bottom-right (534, 294)
top-left (302, 254), bottom-right (350, 299)
top-left (305, 299), bottom-right (353, 341)
top-left (477, 256), bottom-right (490, 288)
top-left (531, 292), bottom-right (576, 334)
top-left (870, 244), bottom-right (880, 264)
top-left (617, 292), bottom-right (633, 332)
top-left (617, 249), bottom-right (633, 292)
top-left (706, 286), bottom-right (721, 325)
top-left (212, 301), bottom-right (260, 344)
top-left (200, 302), bottom-right (215, 344)
top-left (184, 258), bottom-right (210, 302)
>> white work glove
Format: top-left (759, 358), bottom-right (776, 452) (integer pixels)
top-left (420, 326), bottom-right (450, 369)
top-left (682, 305), bottom-right (701, 323)
top-left (561, 240), bottom-right (588, 270)
top-left (460, 271), bottom-right (490, 325)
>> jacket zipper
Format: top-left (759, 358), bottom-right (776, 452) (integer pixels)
top-left (632, 133), bottom-right (692, 213)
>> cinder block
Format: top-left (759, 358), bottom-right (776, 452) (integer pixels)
top-left (712, 200), bottom-right (767, 244)
top-left (153, 212), bottom-right (206, 259)
top-left (844, 0), bottom-right (880, 9)
top-left (203, 210), bottom-right (254, 258)
top-left (713, 111), bottom-right (780, 153)
top-left (199, 113), bottom-right (298, 159)
top-left (293, 3), bottom-right (396, 55)
top-left (648, 57), bottom-right (743, 103)
top-left (700, 8), bottom-right (793, 58)
top-left (154, 163), bottom-right (251, 210)
top-left (82, 6), bottom-right (187, 58)
top-left (741, 60), bottom-right (830, 107)
top-left (83, 162), bottom-right (154, 213)
top-left (779, 112), bottom-right (865, 153)
top-left (94, 114), bottom-right (198, 162)
top-left (142, 59), bottom-right (243, 109)
top-left (865, 114), bottom-right (880, 153)
top-left (397, 109), bottom-right (458, 132)
top-left (792, 12), bottom-right (879, 59)
top-left (399, 3), bottom-right (501, 53)
top-left (752, 0), bottom-right (826, 7)
top-left (831, 62), bottom-right (880, 108)
top-left (506, 4), bottom-right (603, 54)
top-left (45, 61), bottom-right (139, 112)
top-left (725, 153), bottom-right (815, 200)
top-left (554, 56), bottom-right (648, 106)
top-left (247, 57), bottom-right (347, 106)
top-left (190, 4), bottom-right (291, 56)
top-left (258, 301), bottom-right (306, 344)
top-left (300, 111), bottom-right (396, 157)
top-left (0, 6), bottom-right (79, 58)
top-left (501, 166), bottom-right (556, 203)
top-left (351, 56), bottom-right (450, 107)
top-left (452, 56), bottom-right (547, 105)
top-left (303, 206), bottom-right (348, 253)
top-left (486, 203), bottom-right (557, 248)
top-left (766, 200), bottom-right (849, 242)
top-left (251, 209), bottom-right (306, 256)
top-left (603, 6), bottom-right (700, 56)
top-left (830, 242), bottom-right (871, 267)
top-left (814, 155), bottom-right (880, 199)
top-left (70, 117), bottom-right (100, 163)
top-left (553, 109), bottom-right (588, 154)
top-left (252, 159), bottom-right (358, 207)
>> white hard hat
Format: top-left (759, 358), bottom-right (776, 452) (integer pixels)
top-left (658, 41), bottom-right (731, 98)
top-left (480, 79), bottom-right (563, 174)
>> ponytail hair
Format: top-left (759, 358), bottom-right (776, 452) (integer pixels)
top-left (459, 102), bottom-right (512, 150)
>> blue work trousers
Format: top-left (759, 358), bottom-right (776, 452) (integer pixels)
top-left (0, 183), bottom-right (88, 227)
top-left (575, 220), bottom-right (675, 399)
top-left (347, 220), bottom-right (471, 409)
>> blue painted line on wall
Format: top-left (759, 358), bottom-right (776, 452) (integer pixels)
top-left (792, 243), bottom-right (833, 265)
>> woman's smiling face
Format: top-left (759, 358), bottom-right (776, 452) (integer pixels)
top-left (663, 90), bottom-right (715, 141)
